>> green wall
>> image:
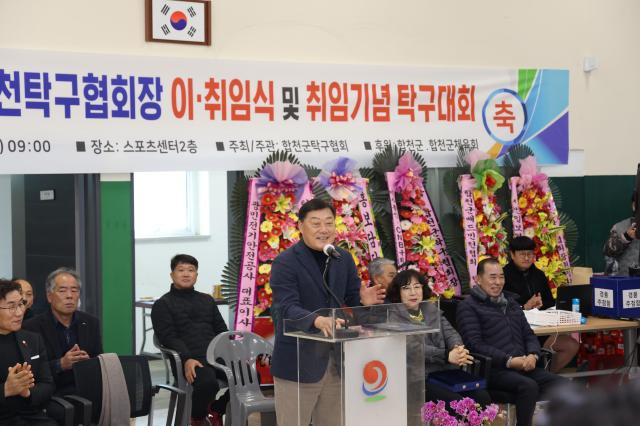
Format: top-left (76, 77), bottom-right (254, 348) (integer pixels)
top-left (100, 180), bottom-right (134, 354)
top-left (553, 175), bottom-right (635, 273)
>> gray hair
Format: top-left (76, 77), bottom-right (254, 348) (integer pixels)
top-left (45, 267), bottom-right (82, 294)
top-left (368, 257), bottom-right (395, 279)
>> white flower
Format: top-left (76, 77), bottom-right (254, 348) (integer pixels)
top-left (523, 228), bottom-right (536, 239)
top-left (400, 220), bottom-right (412, 231)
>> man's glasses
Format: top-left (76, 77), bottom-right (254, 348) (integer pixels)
top-left (515, 251), bottom-right (535, 259)
top-left (0, 300), bottom-right (28, 314)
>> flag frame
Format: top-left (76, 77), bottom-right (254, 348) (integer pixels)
top-left (145, 0), bottom-right (211, 46)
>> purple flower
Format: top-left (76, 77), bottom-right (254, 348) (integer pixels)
top-left (481, 404), bottom-right (500, 422)
top-left (421, 401), bottom-right (438, 421)
top-left (394, 152), bottom-right (424, 196)
top-left (317, 157), bottom-right (362, 201)
top-left (257, 161), bottom-right (308, 202)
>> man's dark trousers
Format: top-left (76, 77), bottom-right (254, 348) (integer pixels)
top-left (489, 367), bottom-right (566, 426)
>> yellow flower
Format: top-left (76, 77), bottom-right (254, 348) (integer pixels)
top-left (480, 225), bottom-right (497, 237)
top-left (518, 197), bottom-right (528, 209)
top-left (288, 212), bottom-right (298, 222)
top-left (550, 287), bottom-right (557, 299)
top-left (419, 236), bottom-right (435, 252)
top-left (352, 252), bottom-right (360, 266)
top-left (274, 194), bottom-right (292, 214)
top-left (535, 256), bottom-right (549, 269)
top-left (475, 214), bottom-right (483, 223)
top-left (254, 305), bottom-right (264, 316)
top-left (258, 264), bottom-right (271, 275)
top-left (267, 235), bottom-right (280, 249)
top-left (283, 227), bottom-right (300, 241)
top-left (264, 283), bottom-right (272, 294)
top-left (260, 221), bottom-right (273, 233)
top-left (442, 288), bottom-right (456, 299)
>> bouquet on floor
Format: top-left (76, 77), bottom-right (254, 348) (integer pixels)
top-left (422, 398), bottom-right (500, 426)
top-left (510, 155), bottom-right (571, 295)
top-left (387, 153), bottom-right (460, 297)
top-left (459, 150), bottom-right (509, 285)
top-left (317, 157), bottom-right (382, 284)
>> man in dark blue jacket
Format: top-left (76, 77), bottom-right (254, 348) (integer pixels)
top-left (457, 258), bottom-right (565, 426)
top-left (270, 199), bottom-right (385, 426)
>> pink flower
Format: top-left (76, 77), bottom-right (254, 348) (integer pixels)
top-left (394, 152), bottom-right (424, 196)
top-left (517, 155), bottom-right (547, 190)
top-left (465, 149), bottom-right (490, 169)
top-left (430, 279), bottom-right (449, 296)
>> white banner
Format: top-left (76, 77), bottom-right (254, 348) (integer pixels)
top-left (344, 336), bottom-right (407, 426)
top-left (0, 49), bottom-right (569, 174)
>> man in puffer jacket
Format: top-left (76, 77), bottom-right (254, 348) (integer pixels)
top-left (151, 254), bottom-right (228, 426)
top-left (457, 258), bottom-right (566, 426)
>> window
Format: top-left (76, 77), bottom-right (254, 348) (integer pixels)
top-left (133, 171), bottom-right (209, 239)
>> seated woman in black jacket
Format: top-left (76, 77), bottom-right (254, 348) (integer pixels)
top-left (387, 269), bottom-right (491, 407)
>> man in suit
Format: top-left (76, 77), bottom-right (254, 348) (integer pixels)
top-left (0, 279), bottom-right (56, 426)
top-left (270, 199), bottom-right (386, 426)
top-left (24, 267), bottom-right (102, 395)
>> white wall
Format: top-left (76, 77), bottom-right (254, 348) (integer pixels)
top-left (0, 175), bottom-right (12, 278)
top-left (1, 0), bottom-right (639, 175)
top-left (133, 170), bottom-right (229, 353)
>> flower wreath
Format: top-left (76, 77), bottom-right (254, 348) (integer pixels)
top-left (235, 161), bottom-right (312, 332)
top-left (459, 150), bottom-right (509, 285)
top-left (510, 155), bottom-right (572, 296)
top-left (387, 153), bottom-right (461, 297)
top-left (317, 157), bottom-right (382, 284)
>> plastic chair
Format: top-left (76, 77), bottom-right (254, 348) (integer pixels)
top-left (153, 334), bottom-right (193, 426)
top-left (207, 331), bottom-right (276, 426)
top-left (71, 355), bottom-right (186, 425)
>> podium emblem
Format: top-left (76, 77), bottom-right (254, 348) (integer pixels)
top-left (362, 360), bottom-right (388, 402)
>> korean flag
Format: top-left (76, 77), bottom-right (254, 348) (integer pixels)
top-left (151, 0), bottom-right (207, 43)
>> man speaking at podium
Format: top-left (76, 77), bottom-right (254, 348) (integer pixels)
top-left (270, 199), bottom-right (385, 426)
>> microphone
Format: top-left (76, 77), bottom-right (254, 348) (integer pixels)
top-left (321, 254), bottom-right (359, 339)
top-left (323, 244), bottom-right (342, 259)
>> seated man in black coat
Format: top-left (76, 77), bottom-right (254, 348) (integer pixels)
top-left (457, 258), bottom-right (566, 426)
top-left (23, 267), bottom-right (103, 395)
top-left (151, 254), bottom-right (228, 426)
top-left (0, 279), bottom-right (56, 426)
top-left (503, 236), bottom-right (579, 372)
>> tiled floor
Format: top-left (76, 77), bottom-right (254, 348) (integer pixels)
top-left (134, 359), bottom-right (264, 426)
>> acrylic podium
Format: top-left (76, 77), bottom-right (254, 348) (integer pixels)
top-left (283, 301), bottom-right (440, 426)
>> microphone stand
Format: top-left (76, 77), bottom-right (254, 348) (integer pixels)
top-left (322, 257), bottom-right (359, 338)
